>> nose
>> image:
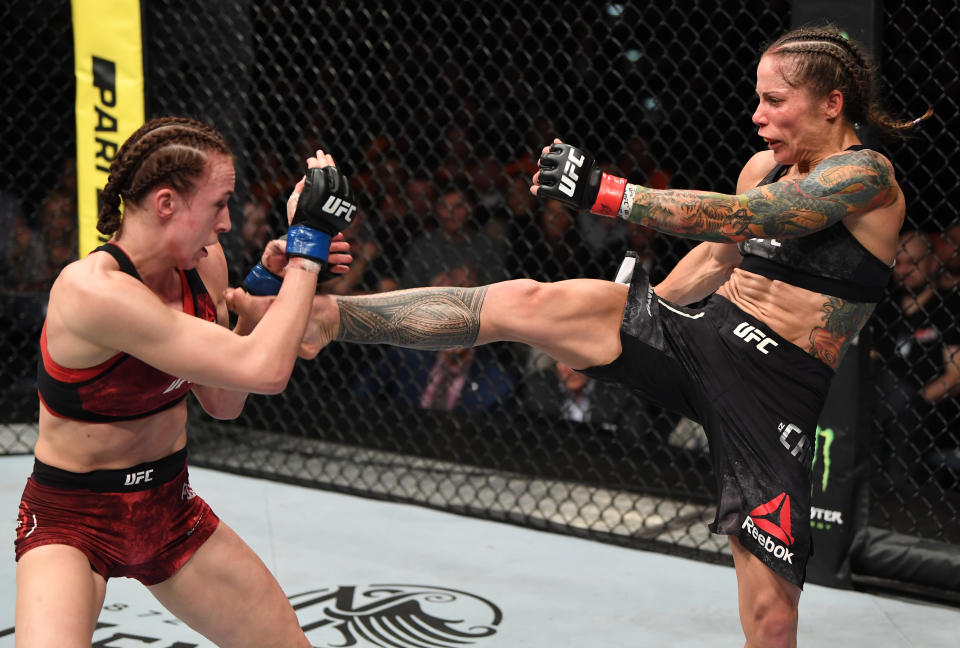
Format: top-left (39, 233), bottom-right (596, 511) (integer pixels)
top-left (217, 209), bottom-right (232, 234)
top-left (752, 103), bottom-right (767, 128)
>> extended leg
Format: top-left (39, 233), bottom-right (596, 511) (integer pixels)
top-left (330, 278), bottom-right (629, 370)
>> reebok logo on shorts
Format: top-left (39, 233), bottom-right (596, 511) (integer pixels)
top-left (741, 492), bottom-right (795, 564)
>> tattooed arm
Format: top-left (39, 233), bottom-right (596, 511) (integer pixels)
top-left (622, 149), bottom-right (899, 243)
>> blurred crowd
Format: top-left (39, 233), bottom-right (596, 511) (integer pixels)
top-left (870, 225), bottom-right (960, 487)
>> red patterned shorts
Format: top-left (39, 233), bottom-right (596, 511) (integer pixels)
top-left (15, 448), bottom-right (219, 585)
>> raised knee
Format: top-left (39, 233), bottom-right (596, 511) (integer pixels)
top-left (481, 279), bottom-right (552, 341)
top-left (507, 278), bottom-right (546, 302)
top-left (492, 278), bottom-right (548, 318)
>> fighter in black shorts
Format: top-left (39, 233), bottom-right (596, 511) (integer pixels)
top-left (226, 25), bottom-right (926, 647)
top-left (581, 259), bottom-right (834, 587)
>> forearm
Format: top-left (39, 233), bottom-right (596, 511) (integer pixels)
top-left (622, 186), bottom-right (757, 243)
top-left (237, 261), bottom-right (319, 389)
top-left (654, 242), bottom-right (741, 305)
top-left (610, 150), bottom-right (894, 241)
top-left (537, 143), bottom-right (896, 243)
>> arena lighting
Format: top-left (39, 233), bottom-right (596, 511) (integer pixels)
top-left (625, 49), bottom-right (642, 62)
top-left (605, 3), bottom-right (624, 18)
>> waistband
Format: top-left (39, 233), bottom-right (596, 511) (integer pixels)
top-left (707, 295), bottom-right (836, 380)
top-left (31, 447), bottom-right (188, 492)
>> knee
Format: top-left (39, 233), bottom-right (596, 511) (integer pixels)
top-left (504, 278), bottom-right (547, 304)
top-left (744, 593), bottom-right (798, 648)
top-left (480, 278), bottom-right (560, 343)
top-left (489, 278), bottom-right (548, 321)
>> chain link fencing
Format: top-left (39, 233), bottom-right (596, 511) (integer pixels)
top-left (1, 0), bottom-right (956, 598)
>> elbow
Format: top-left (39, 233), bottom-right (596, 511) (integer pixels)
top-left (197, 394), bottom-right (245, 421)
top-left (259, 366), bottom-right (294, 395)
top-left (238, 346), bottom-right (297, 394)
top-left (207, 407), bottom-right (243, 421)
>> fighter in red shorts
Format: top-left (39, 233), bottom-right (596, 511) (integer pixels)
top-left (14, 116), bottom-right (354, 647)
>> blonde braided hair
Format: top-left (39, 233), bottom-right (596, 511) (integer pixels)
top-left (765, 25), bottom-right (932, 139)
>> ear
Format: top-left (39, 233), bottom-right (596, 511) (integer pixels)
top-left (823, 89), bottom-right (844, 121)
top-left (154, 188), bottom-right (177, 221)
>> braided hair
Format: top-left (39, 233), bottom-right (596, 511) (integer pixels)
top-left (98, 117), bottom-right (233, 236)
top-left (763, 25), bottom-right (932, 139)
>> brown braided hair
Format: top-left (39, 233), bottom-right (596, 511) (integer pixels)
top-left (763, 25), bottom-right (933, 140)
top-left (98, 116), bottom-right (233, 236)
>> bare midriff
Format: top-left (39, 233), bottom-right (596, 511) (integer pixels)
top-left (716, 266), bottom-right (876, 370)
top-left (34, 402), bottom-right (189, 472)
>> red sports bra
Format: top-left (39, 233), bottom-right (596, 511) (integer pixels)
top-left (37, 243), bottom-right (217, 422)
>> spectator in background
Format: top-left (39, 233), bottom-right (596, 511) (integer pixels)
top-left (502, 175), bottom-right (540, 277)
top-left (469, 143), bottom-right (510, 239)
top-left (361, 178), bottom-right (423, 286)
top-left (433, 124), bottom-right (474, 189)
top-left (248, 148), bottom-right (297, 216)
top-left (238, 197), bottom-right (285, 280)
top-left (9, 188), bottom-right (78, 292)
top-left (504, 116), bottom-right (556, 180)
top-left (326, 201), bottom-right (399, 295)
top-left (520, 355), bottom-right (629, 431)
top-left (334, 151), bottom-right (426, 294)
top-left (871, 230), bottom-right (960, 485)
top-left (400, 186), bottom-right (506, 288)
top-left (406, 176), bottom-right (437, 225)
top-left (347, 134), bottom-right (390, 209)
top-left (40, 189), bottom-right (79, 283)
top-left (617, 137), bottom-right (674, 190)
top-left (933, 222), bottom-right (960, 275)
top-left (516, 198), bottom-right (594, 282)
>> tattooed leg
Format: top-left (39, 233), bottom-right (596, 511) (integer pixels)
top-left (335, 286), bottom-right (489, 350)
top-left (329, 278), bottom-right (628, 370)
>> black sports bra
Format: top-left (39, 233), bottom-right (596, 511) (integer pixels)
top-left (736, 146), bottom-right (891, 302)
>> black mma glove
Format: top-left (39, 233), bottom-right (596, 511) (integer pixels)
top-left (536, 142), bottom-right (629, 218)
top-left (286, 165), bottom-right (357, 264)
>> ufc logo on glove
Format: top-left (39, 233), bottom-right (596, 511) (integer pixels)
top-left (558, 149), bottom-right (586, 197)
top-left (322, 196), bottom-right (356, 222)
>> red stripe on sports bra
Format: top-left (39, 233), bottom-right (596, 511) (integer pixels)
top-left (179, 269), bottom-right (195, 317)
top-left (40, 322), bottom-right (125, 382)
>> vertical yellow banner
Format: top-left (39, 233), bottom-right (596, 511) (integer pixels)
top-left (72, 0), bottom-right (145, 257)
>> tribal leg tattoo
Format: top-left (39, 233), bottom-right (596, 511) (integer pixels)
top-left (335, 286), bottom-right (489, 350)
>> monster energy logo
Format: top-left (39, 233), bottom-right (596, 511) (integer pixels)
top-left (812, 426), bottom-right (834, 492)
